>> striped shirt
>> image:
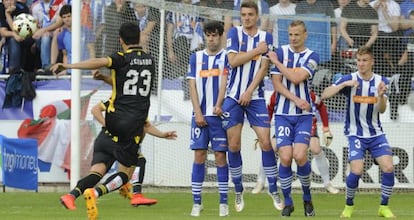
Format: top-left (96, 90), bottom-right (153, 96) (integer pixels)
top-left (270, 45), bottom-right (319, 115)
top-left (225, 26), bottom-right (273, 101)
top-left (187, 49), bottom-right (228, 116)
top-left (334, 72), bottom-right (389, 137)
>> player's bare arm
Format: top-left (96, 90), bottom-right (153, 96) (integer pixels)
top-left (239, 58), bottom-right (269, 106)
top-left (377, 81), bottom-right (387, 113)
top-left (214, 71), bottom-right (228, 116)
top-left (227, 41), bottom-right (268, 68)
top-left (272, 74), bottom-right (311, 111)
top-left (145, 124), bottom-right (177, 140)
top-left (189, 79), bottom-right (207, 127)
top-left (51, 57), bottom-right (110, 74)
top-left (268, 51), bottom-right (310, 85)
top-left (321, 80), bottom-right (359, 100)
top-left (91, 103), bottom-right (106, 127)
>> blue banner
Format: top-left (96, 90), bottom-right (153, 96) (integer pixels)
top-left (278, 14), bottom-right (331, 63)
top-left (1, 135), bottom-right (38, 190)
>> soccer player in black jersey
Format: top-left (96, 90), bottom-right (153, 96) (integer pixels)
top-left (52, 22), bottom-right (155, 220)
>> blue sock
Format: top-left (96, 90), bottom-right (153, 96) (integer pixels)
top-left (279, 164), bottom-right (293, 206)
top-left (345, 172), bottom-right (360, 206)
top-left (228, 150), bottom-right (243, 192)
top-left (262, 149), bottom-right (278, 193)
top-left (297, 161), bottom-right (312, 202)
top-left (380, 172), bottom-right (394, 205)
top-left (217, 164), bottom-right (229, 204)
top-left (191, 163), bottom-right (205, 204)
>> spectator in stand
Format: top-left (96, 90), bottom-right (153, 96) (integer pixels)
top-left (0, 0), bottom-right (36, 73)
top-left (369, 0), bottom-right (400, 67)
top-left (166, 0), bottom-right (203, 100)
top-left (334, 0), bottom-right (350, 51)
top-left (133, 3), bottom-right (160, 94)
top-left (269, 0), bottom-right (296, 46)
top-left (55, 5), bottom-right (71, 76)
top-left (392, 8), bottom-right (414, 121)
top-left (133, 3), bottom-right (153, 53)
top-left (370, 0), bottom-right (401, 120)
top-left (80, 0), bottom-right (96, 60)
top-left (296, 0), bottom-right (338, 54)
top-left (103, 0), bottom-right (137, 55)
top-left (340, 0), bottom-right (378, 50)
top-left (31, 0), bottom-right (68, 70)
top-left (400, 0), bottom-right (414, 31)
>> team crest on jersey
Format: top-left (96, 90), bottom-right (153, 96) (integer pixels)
top-left (370, 86), bottom-right (376, 93)
top-left (216, 59), bottom-right (224, 66)
top-left (307, 59), bottom-right (318, 71)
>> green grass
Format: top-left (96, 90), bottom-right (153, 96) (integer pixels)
top-left (0, 191), bottom-right (413, 219)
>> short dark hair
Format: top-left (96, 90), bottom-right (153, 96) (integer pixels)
top-left (241, 0), bottom-right (258, 14)
top-left (59, 5), bottom-right (71, 17)
top-left (203, 21), bottom-right (224, 36)
top-left (119, 22), bottom-right (140, 45)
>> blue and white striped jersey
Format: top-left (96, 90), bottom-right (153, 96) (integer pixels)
top-left (225, 26), bottom-right (273, 101)
top-left (187, 48), bottom-right (228, 116)
top-left (270, 45), bottom-right (319, 115)
top-left (334, 72), bottom-right (389, 137)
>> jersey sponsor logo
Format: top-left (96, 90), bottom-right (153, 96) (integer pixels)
top-left (226, 39), bottom-right (231, 47)
top-left (353, 95), bottom-right (377, 104)
top-left (199, 69), bottom-right (220, 77)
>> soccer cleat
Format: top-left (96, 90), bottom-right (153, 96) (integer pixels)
top-left (325, 182), bottom-right (340, 194)
top-left (190, 204), bottom-right (203, 217)
top-left (130, 193), bottom-right (158, 207)
top-left (281, 205), bottom-right (294, 216)
top-left (378, 205), bottom-right (396, 218)
top-left (234, 192), bottom-right (245, 212)
top-left (268, 191), bottom-right (284, 211)
top-left (251, 182), bottom-right (265, 194)
top-left (304, 201), bottom-right (315, 216)
top-left (119, 182), bottom-right (132, 199)
top-left (340, 205), bottom-right (354, 218)
top-left (84, 188), bottom-right (98, 220)
top-left (60, 194), bottom-right (76, 210)
top-left (219, 204), bottom-right (229, 217)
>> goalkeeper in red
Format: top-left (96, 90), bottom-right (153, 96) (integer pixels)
top-left (322, 46), bottom-right (395, 218)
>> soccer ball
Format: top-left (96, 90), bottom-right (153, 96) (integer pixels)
top-left (13, 13), bottom-right (38, 39)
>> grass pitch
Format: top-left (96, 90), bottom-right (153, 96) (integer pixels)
top-left (0, 191), bottom-right (413, 219)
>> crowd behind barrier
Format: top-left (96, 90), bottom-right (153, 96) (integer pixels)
top-left (0, 0), bottom-right (413, 121)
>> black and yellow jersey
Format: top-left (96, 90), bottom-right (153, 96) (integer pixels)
top-left (104, 47), bottom-right (155, 143)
